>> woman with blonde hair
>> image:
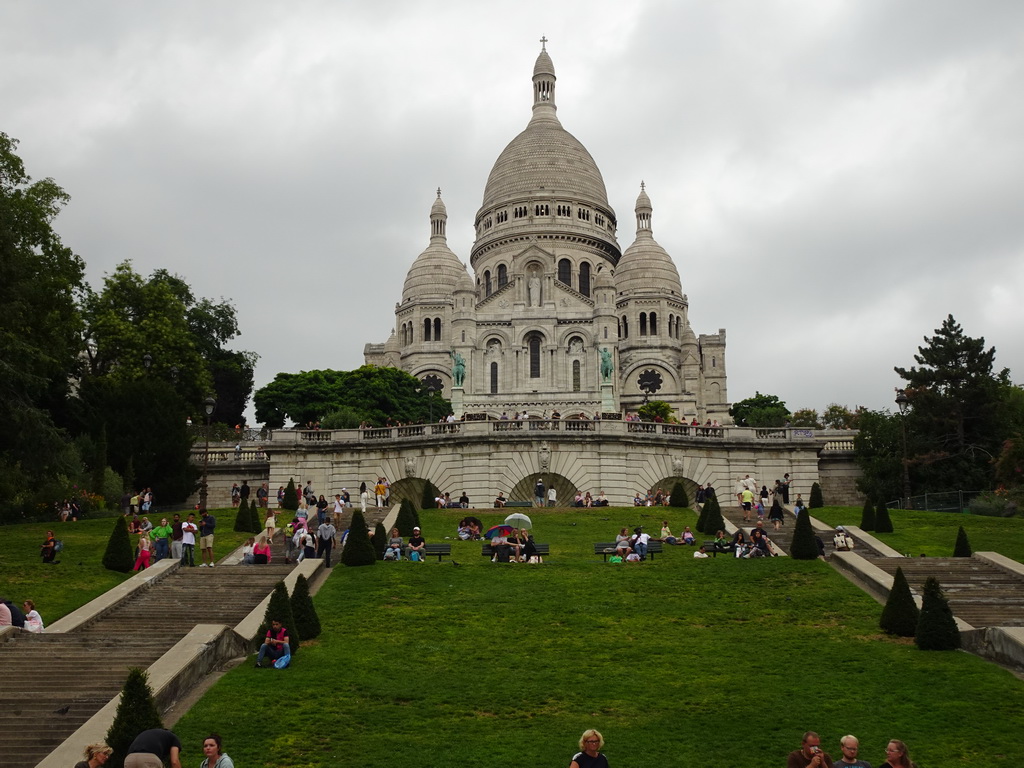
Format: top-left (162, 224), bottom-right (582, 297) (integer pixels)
top-left (880, 739), bottom-right (914, 768)
top-left (132, 533), bottom-right (152, 571)
top-left (74, 742), bottom-right (112, 768)
top-left (570, 729), bottom-right (608, 768)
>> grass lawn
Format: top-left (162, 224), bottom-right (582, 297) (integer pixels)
top-left (171, 507), bottom-right (1024, 767)
top-left (812, 506), bottom-right (1024, 563)
top-left (0, 510), bottom-right (253, 622)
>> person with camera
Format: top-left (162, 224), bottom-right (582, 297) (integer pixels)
top-left (787, 731), bottom-right (835, 768)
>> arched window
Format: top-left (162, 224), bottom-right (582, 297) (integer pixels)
top-left (490, 362), bottom-right (498, 394)
top-left (579, 262), bottom-right (591, 297)
top-left (497, 264), bottom-right (507, 289)
top-left (650, 312), bottom-right (658, 336)
top-left (528, 334), bottom-right (542, 378)
top-left (558, 258), bottom-right (572, 286)
top-left (621, 315), bottom-right (628, 339)
top-left (484, 270), bottom-right (492, 297)
top-left (573, 359), bottom-right (581, 392)
top-left (423, 318), bottom-right (432, 342)
top-left (639, 312), bottom-right (648, 336)
top-left (434, 317), bottom-right (441, 342)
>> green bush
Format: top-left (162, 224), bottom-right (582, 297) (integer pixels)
top-left (420, 481), bottom-right (439, 512)
top-left (809, 482), bottom-right (824, 509)
top-left (790, 509), bottom-right (820, 560)
top-left (669, 482), bottom-right (689, 508)
top-left (915, 576), bottom-right (961, 651)
top-left (341, 510), bottom-right (377, 567)
top-left (695, 500), bottom-right (709, 533)
top-left (103, 466), bottom-right (125, 510)
top-left (700, 494), bottom-right (725, 535)
top-left (281, 478), bottom-right (299, 511)
top-left (102, 515), bottom-right (134, 572)
top-left (859, 498), bottom-right (876, 531)
top-left (875, 502), bottom-right (894, 533)
top-left (289, 574), bottom-right (321, 641)
top-left (105, 668), bottom-right (163, 768)
top-left (953, 525), bottom-right (972, 557)
top-left (968, 493), bottom-right (1019, 518)
top-left (396, 499), bottom-right (420, 537)
top-left (260, 581), bottom-right (300, 654)
top-left (880, 566), bottom-right (919, 637)
top-left (370, 522), bottom-right (388, 560)
top-left (234, 498), bottom-right (250, 532)
top-left (248, 498), bottom-right (263, 533)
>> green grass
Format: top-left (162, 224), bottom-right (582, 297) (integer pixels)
top-left (812, 506), bottom-right (1024, 563)
top-left (170, 507), bottom-right (1024, 767)
top-left (0, 510), bottom-right (252, 622)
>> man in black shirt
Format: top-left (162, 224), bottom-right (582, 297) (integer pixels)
top-left (125, 728), bottom-right (182, 768)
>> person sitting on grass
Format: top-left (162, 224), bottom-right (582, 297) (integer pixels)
top-left (200, 733), bottom-right (235, 768)
top-left (660, 521), bottom-right (679, 545)
top-left (255, 619), bottom-right (290, 668)
top-left (693, 545), bottom-right (710, 558)
top-left (747, 528), bottom-right (772, 558)
top-left (457, 519), bottom-right (472, 540)
top-left (731, 530), bottom-right (750, 558)
top-left (681, 526), bottom-right (696, 545)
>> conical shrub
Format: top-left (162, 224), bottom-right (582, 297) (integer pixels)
top-left (259, 581), bottom-right (299, 654)
top-left (105, 668), bottom-right (163, 768)
top-left (859, 498), bottom-right (876, 531)
top-left (696, 500), bottom-right (710, 533)
top-left (669, 482), bottom-right (689, 508)
top-left (370, 522), bottom-right (388, 560)
top-left (701, 494), bottom-right (725, 535)
top-left (809, 482), bottom-right (824, 508)
top-left (420, 480), bottom-right (439, 511)
top-left (915, 576), bottom-right (961, 651)
top-left (281, 478), bottom-right (299, 511)
top-left (289, 574), bottom-right (321, 641)
top-left (341, 510), bottom-right (377, 567)
top-left (234, 498), bottom-right (250, 532)
top-left (248, 498), bottom-right (263, 533)
top-left (102, 515), bottom-right (134, 573)
top-left (875, 502), bottom-right (894, 533)
top-left (790, 509), bottom-right (820, 560)
top-left (395, 499), bottom-right (420, 537)
top-left (953, 525), bottom-right (972, 557)
top-left (880, 566), bottom-right (919, 637)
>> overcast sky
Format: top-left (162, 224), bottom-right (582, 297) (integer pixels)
top-left (4, 0), bottom-right (1023, 423)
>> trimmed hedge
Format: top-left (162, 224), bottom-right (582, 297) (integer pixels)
top-left (105, 668), bottom-right (163, 768)
top-left (880, 566), bottom-right (919, 637)
top-left (102, 515), bottom-right (134, 573)
top-left (915, 576), bottom-right (961, 651)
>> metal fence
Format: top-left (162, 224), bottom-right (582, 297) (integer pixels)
top-left (887, 490), bottom-right (986, 513)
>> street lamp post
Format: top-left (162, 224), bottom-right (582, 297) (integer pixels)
top-left (200, 396), bottom-right (216, 512)
top-left (895, 388), bottom-right (911, 508)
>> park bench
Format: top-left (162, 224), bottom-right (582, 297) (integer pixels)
top-left (593, 541), bottom-right (663, 561)
top-left (702, 540), bottom-right (732, 558)
top-left (481, 543), bottom-right (550, 559)
top-left (502, 500), bottom-right (532, 508)
top-left (421, 543), bottom-right (452, 562)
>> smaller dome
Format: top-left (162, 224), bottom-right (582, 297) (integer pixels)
top-left (534, 49), bottom-right (555, 77)
top-left (616, 185), bottom-right (682, 296)
top-left (431, 187), bottom-right (447, 216)
top-left (402, 192), bottom-right (469, 303)
top-left (456, 271), bottom-right (474, 293)
top-left (595, 264), bottom-right (615, 288)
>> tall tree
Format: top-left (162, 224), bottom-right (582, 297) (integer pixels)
top-left (728, 391), bottom-right (790, 427)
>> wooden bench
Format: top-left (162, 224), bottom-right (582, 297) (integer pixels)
top-left (593, 541), bottom-right (664, 561)
top-left (481, 543), bottom-right (550, 559)
top-left (702, 540), bottom-right (732, 558)
top-left (502, 500), bottom-right (533, 508)
top-left (421, 543), bottom-right (452, 562)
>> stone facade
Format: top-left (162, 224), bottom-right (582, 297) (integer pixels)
top-left (364, 44), bottom-right (728, 422)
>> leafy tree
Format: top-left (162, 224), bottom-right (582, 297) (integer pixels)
top-left (853, 409), bottom-right (905, 502)
top-left (396, 499), bottom-right (421, 537)
top-left (371, 521), bottom-right (388, 560)
top-left (234, 498), bottom-right (251, 532)
top-left (254, 365), bottom-right (451, 429)
top-left (790, 408), bottom-right (821, 428)
top-left (790, 509), bottom-right (820, 560)
top-left (103, 515), bottom-right (134, 572)
top-left (880, 566), bottom-right (919, 637)
top-left (821, 403), bottom-right (863, 430)
top-left (728, 391), bottom-right (790, 427)
top-left (105, 668), bottom-right (162, 768)
top-left (700, 494), bottom-right (725, 535)
top-left (809, 482), bottom-right (824, 509)
top-left (638, 400), bottom-right (674, 422)
top-left (0, 133), bottom-right (87, 512)
top-left (894, 315), bottom-right (1014, 492)
top-left (953, 525), bottom-right (972, 557)
top-left (289, 574), bottom-right (321, 641)
top-left (915, 576), bottom-right (961, 651)
top-left (668, 482), bottom-right (689, 508)
top-left (281, 478), bottom-right (299, 512)
top-left (341, 510), bottom-right (377, 567)
top-left (860, 498), bottom-right (876, 531)
top-left (260, 581), bottom-right (299, 654)
top-left (875, 501), bottom-right (894, 533)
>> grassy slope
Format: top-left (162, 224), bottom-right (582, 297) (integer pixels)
top-left (812, 506), bottom-right (1024, 562)
top-left (171, 507), bottom-right (1024, 767)
top-left (0, 510), bottom-right (252, 622)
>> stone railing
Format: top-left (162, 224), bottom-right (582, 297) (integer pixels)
top-left (190, 446), bottom-right (268, 463)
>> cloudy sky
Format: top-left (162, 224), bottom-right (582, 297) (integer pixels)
top-left (4, 0), bottom-right (1023, 422)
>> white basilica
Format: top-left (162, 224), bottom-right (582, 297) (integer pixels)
top-left (364, 44), bottom-right (729, 422)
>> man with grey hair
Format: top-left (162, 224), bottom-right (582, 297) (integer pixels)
top-left (835, 735), bottom-right (871, 767)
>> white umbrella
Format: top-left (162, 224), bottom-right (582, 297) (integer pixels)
top-left (504, 512), bottom-right (533, 529)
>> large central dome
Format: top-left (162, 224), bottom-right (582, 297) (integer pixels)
top-left (479, 47), bottom-right (611, 212)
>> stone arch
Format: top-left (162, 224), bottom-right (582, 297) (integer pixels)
top-left (557, 326), bottom-right (592, 348)
top-left (387, 476), bottom-right (436, 509)
top-left (647, 475), bottom-right (700, 506)
top-left (508, 472), bottom-right (577, 507)
top-left (480, 328), bottom-right (513, 348)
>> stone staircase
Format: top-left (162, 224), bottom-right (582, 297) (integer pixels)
top-left (0, 557), bottom-right (297, 768)
top-left (872, 557), bottom-right (1024, 629)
